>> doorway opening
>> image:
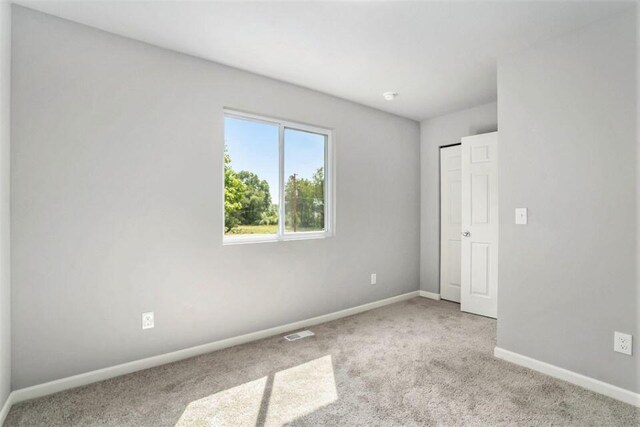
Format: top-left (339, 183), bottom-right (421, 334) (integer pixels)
top-left (439, 132), bottom-right (498, 318)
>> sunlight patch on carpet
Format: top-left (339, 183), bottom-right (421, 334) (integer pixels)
top-left (175, 376), bottom-right (267, 426)
top-left (265, 355), bottom-right (337, 425)
top-left (175, 355), bottom-right (337, 426)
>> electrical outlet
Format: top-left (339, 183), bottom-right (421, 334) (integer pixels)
top-left (142, 312), bottom-right (154, 330)
top-left (371, 273), bottom-right (377, 285)
top-left (614, 332), bottom-right (632, 355)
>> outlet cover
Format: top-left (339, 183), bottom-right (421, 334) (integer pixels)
top-left (142, 312), bottom-right (154, 330)
top-left (371, 273), bottom-right (377, 285)
top-left (614, 332), bottom-right (632, 355)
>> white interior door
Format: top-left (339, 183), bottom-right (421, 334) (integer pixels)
top-left (439, 145), bottom-right (462, 303)
top-left (460, 132), bottom-right (498, 318)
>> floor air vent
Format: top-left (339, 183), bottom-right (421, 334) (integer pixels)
top-left (284, 330), bottom-right (315, 341)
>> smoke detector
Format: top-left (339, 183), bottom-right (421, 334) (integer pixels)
top-left (383, 92), bottom-right (398, 101)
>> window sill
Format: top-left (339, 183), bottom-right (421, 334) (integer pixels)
top-left (223, 231), bottom-right (331, 246)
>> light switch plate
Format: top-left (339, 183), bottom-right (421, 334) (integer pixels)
top-left (515, 208), bottom-right (528, 225)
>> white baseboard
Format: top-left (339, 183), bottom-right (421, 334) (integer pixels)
top-left (494, 347), bottom-right (640, 407)
top-left (8, 290), bottom-right (420, 407)
top-left (419, 290), bottom-right (440, 300)
top-left (0, 392), bottom-right (14, 426)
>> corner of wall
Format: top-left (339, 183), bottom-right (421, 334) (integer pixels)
top-left (0, 0), bottom-right (11, 416)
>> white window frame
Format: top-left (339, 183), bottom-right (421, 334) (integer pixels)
top-left (223, 109), bottom-right (334, 245)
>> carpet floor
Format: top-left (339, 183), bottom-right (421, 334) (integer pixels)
top-left (4, 298), bottom-right (639, 426)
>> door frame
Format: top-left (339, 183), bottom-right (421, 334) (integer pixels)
top-left (439, 135), bottom-right (499, 318)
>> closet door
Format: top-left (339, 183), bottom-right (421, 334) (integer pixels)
top-left (439, 145), bottom-right (462, 303)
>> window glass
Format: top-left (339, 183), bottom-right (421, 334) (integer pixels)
top-left (224, 117), bottom-right (279, 236)
top-left (284, 128), bottom-right (326, 233)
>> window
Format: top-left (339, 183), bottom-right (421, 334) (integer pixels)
top-left (223, 110), bottom-right (332, 243)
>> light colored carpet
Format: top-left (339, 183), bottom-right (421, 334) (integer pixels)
top-left (4, 298), bottom-right (639, 426)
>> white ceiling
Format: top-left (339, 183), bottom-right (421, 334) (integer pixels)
top-left (16, 1), bottom-right (632, 121)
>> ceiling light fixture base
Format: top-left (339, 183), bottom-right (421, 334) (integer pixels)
top-left (383, 92), bottom-right (398, 101)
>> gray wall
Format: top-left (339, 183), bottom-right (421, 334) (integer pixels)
top-left (11, 7), bottom-right (420, 389)
top-left (419, 103), bottom-right (497, 294)
top-left (637, 7), bottom-right (640, 388)
top-left (0, 0), bottom-right (11, 409)
top-left (498, 11), bottom-right (638, 392)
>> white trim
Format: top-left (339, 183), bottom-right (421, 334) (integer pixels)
top-left (419, 290), bottom-right (441, 300)
top-left (494, 347), bottom-right (640, 407)
top-left (278, 120), bottom-right (285, 237)
top-left (222, 230), bottom-right (331, 246)
top-left (7, 291), bottom-right (419, 406)
top-left (0, 392), bottom-right (14, 426)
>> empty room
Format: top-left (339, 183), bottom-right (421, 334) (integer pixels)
top-left (0, 0), bottom-right (638, 425)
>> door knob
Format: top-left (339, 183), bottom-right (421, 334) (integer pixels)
top-left (462, 231), bottom-right (471, 237)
